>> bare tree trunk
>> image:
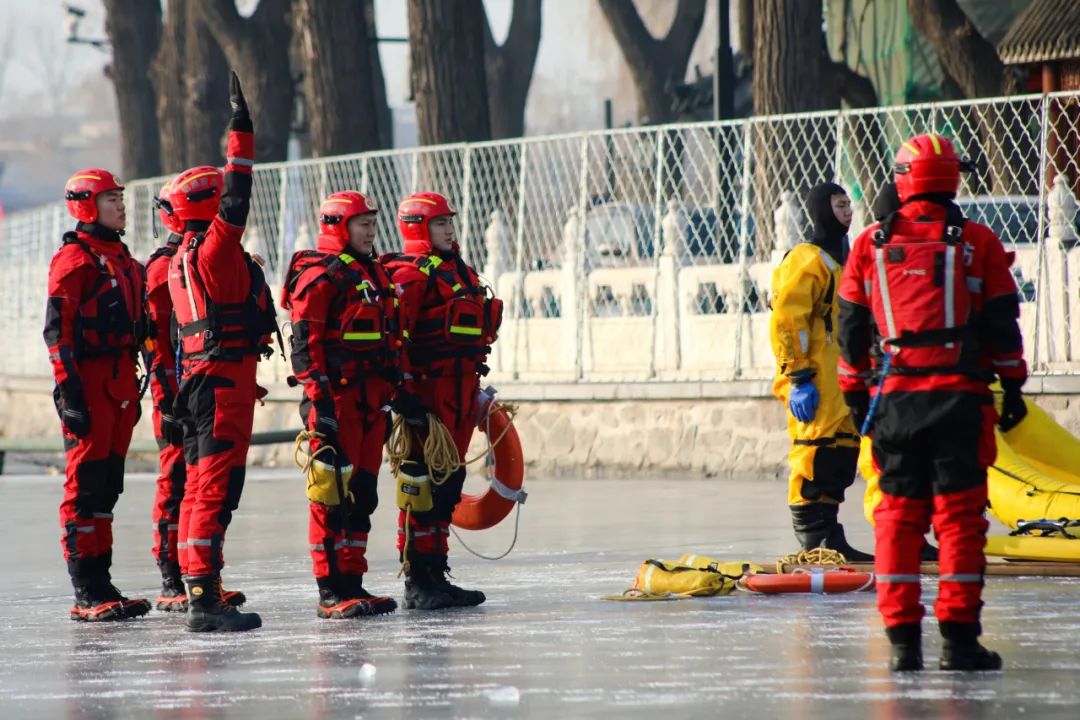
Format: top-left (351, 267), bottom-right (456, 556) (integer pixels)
top-left (484, 0), bottom-right (543, 139)
top-left (364, 0), bottom-right (393, 149)
top-left (183, 4), bottom-right (231, 168)
top-left (103, 0), bottom-right (162, 180)
top-left (196, 0), bottom-right (295, 162)
top-left (752, 0), bottom-right (825, 257)
top-left (598, 0), bottom-right (707, 125)
top-left (295, 0), bottom-right (386, 156)
top-left (737, 0), bottom-right (753, 55)
top-left (151, 0), bottom-right (186, 174)
top-left (408, 0), bottom-right (491, 145)
top-left (907, 0), bottom-right (1027, 194)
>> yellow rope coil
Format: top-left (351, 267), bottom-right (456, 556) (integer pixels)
top-left (775, 547), bottom-right (849, 574)
top-left (386, 401), bottom-right (519, 480)
top-left (294, 429), bottom-right (334, 474)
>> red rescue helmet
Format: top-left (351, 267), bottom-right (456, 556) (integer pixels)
top-left (893, 134), bottom-right (970, 203)
top-left (64, 168), bottom-right (124, 223)
top-left (166, 165), bottom-right (224, 222)
top-left (154, 180), bottom-right (184, 235)
top-left (319, 191), bottom-right (378, 249)
top-left (397, 191), bottom-right (455, 253)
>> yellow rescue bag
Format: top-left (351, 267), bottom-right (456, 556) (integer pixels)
top-left (294, 431), bottom-right (353, 506)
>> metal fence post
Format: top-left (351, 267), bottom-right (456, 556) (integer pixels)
top-left (1033, 96), bottom-right (1050, 371)
top-left (459, 146), bottom-right (475, 264)
top-left (573, 134), bottom-right (591, 380)
top-left (731, 120), bottom-right (755, 379)
top-left (648, 128), bottom-right (666, 380)
top-left (275, 168), bottom-right (289, 286)
top-left (833, 111), bottom-right (845, 184)
top-left (510, 142), bottom-right (530, 380)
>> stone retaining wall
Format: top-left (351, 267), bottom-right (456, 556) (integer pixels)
top-left (6, 375), bottom-right (1080, 476)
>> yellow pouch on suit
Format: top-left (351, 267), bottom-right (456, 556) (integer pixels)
top-left (306, 457), bottom-right (354, 506)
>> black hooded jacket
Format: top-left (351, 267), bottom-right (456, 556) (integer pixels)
top-left (806, 182), bottom-right (849, 264)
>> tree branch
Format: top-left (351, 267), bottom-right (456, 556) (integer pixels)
top-left (662, 0), bottom-right (707, 77)
top-left (907, 0), bottom-right (1005, 98)
top-left (597, 0), bottom-right (658, 77)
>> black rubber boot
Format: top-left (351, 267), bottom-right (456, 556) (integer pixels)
top-left (790, 503), bottom-right (831, 549)
top-left (68, 559), bottom-right (125, 622)
top-left (402, 556), bottom-right (455, 610)
top-left (886, 623), bottom-right (924, 672)
top-left (939, 621), bottom-right (1003, 671)
top-left (430, 556), bottom-right (486, 608)
top-left (90, 553), bottom-right (150, 618)
top-left (820, 504), bottom-right (874, 562)
top-left (184, 574), bottom-right (261, 632)
top-left (920, 540), bottom-right (940, 562)
top-left (317, 576), bottom-right (397, 619)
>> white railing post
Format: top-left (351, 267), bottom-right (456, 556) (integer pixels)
top-left (275, 167), bottom-right (289, 285)
top-left (1047, 174), bottom-right (1078, 362)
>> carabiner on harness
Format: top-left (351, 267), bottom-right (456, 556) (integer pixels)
top-left (860, 349), bottom-right (893, 436)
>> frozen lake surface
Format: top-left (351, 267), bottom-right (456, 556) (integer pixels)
top-left (2, 466), bottom-right (1078, 719)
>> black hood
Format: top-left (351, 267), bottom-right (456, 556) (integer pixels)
top-left (872, 182), bottom-right (901, 222)
top-left (806, 182), bottom-right (849, 263)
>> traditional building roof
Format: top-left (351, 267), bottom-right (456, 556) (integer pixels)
top-left (999, 0), bottom-right (1080, 65)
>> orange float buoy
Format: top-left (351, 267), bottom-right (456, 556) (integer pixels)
top-left (737, 567), bottom-right (875, 594)
top-left (451, 391), bottom-right (526, 531)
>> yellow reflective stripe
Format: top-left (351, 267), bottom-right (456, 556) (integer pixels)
top-left (403, 329), bottom-right (410, 338)
top-left (343, 332), bottom-right (382, 341)
top-left (902, 142), bottom-right (921, 156)
top-left (929, 134), bottom-right (942, 154)
top-left (339, 252), bottom-right (356, 264)
top-left (451, 283), bottom-right (462, 292)
top-left (449, 325), bottom-right (482, 336)
top-left (418, 256), bottom-right (444, 276)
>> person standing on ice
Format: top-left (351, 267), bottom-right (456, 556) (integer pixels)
top-left (144, 182), bottom-right (246, 614)
top-left (165, 73), bottom-right (277, 632)
top-left (382, 192), bottom-right (502, 610)
top-left (837, 133), bottom-right (1027, 672)
top-left (769, 181), bottom-right (874, 562)
top-left (45, 168), bottom-right (151, 621)
top-left (281, 191), bottom-right (400, 620)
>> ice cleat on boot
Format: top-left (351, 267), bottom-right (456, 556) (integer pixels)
top-left (402, 558), bottom-right (455, 610)
top-left (316, 576), bottom-right (397, 619)
top-left (70, 584), bottom-right (126, 622)
top-left (430, 557), bottom-right (486, 608)
top-left (886, 623), bottom-right (924, 672)
top-left (939, 622), bottom-right (1003, 671)
top-left (91, 556), bottom-right (151, 618)
top-left (184, 574), bottom-right (261, 632)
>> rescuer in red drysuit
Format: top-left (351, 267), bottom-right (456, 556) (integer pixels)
top-left (838, 133), bottom-right (1027, 672)
top-left (145, 182), bottom-right (246, 614)
top-left (166, 73), bottom-right (276, 632)
top-left (281, 190), bottom-right (401, 619)
top-left (45, 168), bottom-right (150, 622)
top-left (382, 192), bottom-right (503, 610)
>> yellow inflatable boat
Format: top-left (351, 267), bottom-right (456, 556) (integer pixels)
top-left (860, 393), bottom-right (1080, 562)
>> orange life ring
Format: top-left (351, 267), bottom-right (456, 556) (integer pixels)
top-left (737, 568), bottom-right (875, 594)
top-left (451, 393), bottom-right (526, 531)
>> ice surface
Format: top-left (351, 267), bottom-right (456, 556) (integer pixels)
top-left (1, 468), bottom-right (1078, 718)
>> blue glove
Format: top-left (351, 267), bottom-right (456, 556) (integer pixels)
top-left (788, 373), bottom-right (819, 423)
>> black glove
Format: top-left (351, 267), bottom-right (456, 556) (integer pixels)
top-left (228, 71), bottom-right (252, 132)
top-left (134, 400), bottom-right (143, 425)
top-left (160, 411), bottom-right (185, 446)
top-left (998, 378), bottom-right (1028, 432)
top-left (393, 390), bottom-right (429, 428)
top-left (54, 383), bottom-right (91, 439)
top-left (312, 398), bottom-right (340, 447)
top-left (844, 390), bottom-right (871, 435)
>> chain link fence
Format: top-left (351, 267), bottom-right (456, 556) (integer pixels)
top-left (4, 92), bottom-right (1080, 382)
